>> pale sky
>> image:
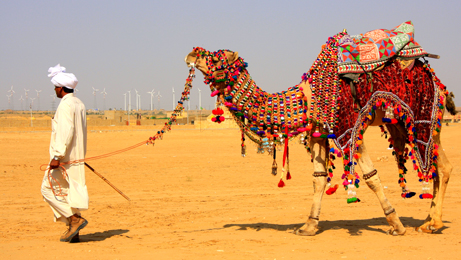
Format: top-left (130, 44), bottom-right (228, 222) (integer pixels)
top-left (1, 0), bottom-right (460, 111)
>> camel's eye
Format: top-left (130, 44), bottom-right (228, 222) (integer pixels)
top-left (212, 57), bottom-right (220, 64)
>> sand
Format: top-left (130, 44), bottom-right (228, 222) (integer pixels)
top-left (1, 123), bottom-right (460, 260)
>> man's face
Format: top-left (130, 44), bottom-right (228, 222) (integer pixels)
top-left (54, 86), bottom-right (63, 98)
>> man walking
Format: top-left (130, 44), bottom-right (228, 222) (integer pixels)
top-left (41, 64), bottom-right (88, 242)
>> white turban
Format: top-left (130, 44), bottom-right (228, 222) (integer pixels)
top-left (48, 64), bottom-right (78, 89)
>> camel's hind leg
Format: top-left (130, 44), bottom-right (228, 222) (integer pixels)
top-left (357, 133), bottom-right (406, 235)
top-left (417, 133), bottom-right (452, 233)
top-left (296, 137), bottom-right (328, 236)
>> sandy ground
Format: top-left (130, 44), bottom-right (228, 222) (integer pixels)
top-left (1, 123), bottom-right (460, 260)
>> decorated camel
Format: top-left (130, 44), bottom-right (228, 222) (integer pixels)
top-left (184, 21), bottom-right (455, 236)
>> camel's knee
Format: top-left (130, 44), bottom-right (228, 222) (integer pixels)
top-left (439, 164), bottom-right (452, 184)
top-left (363, 169), bottom-right (380, 191)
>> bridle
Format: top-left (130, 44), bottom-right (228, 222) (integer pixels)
top-left (191, 47), bottom-right (240, 87)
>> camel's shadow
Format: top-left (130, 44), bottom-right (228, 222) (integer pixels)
top-left (79, 229), bottom-right (130, 242)
top-left (223, 217), bottom-right (450, 236)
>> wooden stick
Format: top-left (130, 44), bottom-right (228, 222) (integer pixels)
top-left (426, 53), bottom-right (440, 59)
top-left (84, 162), bottom-right (131, 201)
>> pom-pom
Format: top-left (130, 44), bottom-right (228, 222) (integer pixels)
top-left (347, 197), bottom-right (360, 203)
top-left (419, 193), bottom-right (433, 199)
top-left (211, 90), bottom-right (220, 97)
top-left (278, 179), bottom-right (285, 188)
top-left (326, 184), bottom-right (338, 195)
top-left (287, 172), bottom-right (291, 180)
top-left (312, 132), bottom-right (321, 138)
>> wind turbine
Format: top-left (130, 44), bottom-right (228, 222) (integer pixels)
top-left (7, 86), bottom-right (15, 110)
top-left (6, 94), bottom-right (13, 110)
top-left (127, 90), bottom-right (132, 125)
top-left (19, 95), bottom-right (25, 111)
top-left (123, 93), bottom-right (127, 112)
top-left (147, 89), bottom-right (155, 111)
top-left (172, 87), bottom-right (175, 110)
top-left (198, 88), bottom-right (202, 110)
top-left (35, 89), bottom-right (42, 111)
top-left (134, 89), bottom-right (139, 111)
top-left (24, 89), bottom-right (30, 100)
top-left (92, 87), bottom-right (99, 111)
top-left (101, 88), bottom-right (107, 111)
top-left (30, 97), bottom-right (36, 111)
top-left (138, 92), bottom-right (141, 111)
top-left (50, 94), bottom-right (56, 111)
top-left (157, 91), bottom-right (162, 110)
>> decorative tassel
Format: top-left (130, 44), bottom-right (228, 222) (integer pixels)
top-left (346, 180), bottom-right (360, 203)
top-left (241, 129), bottom-right (246, 157)
top-left (271, 148), bottom-right (277, 175)
top-left (241, 144), bottom-right (246, 157)
top-left (419, 181), bottom-right (433, 199)
top-left (278, 178), bottom-right (285, 187)
top-left (401, 191), bottom-right (416, 198)
top-left (326, 184), bottom-right (338, 195)
top-left (286, 146), bottom-right (291, 180)
top-left (320, 126), bottom-right (328, 138)
top-left (312, 126), bottom-right (321, 138)
top-left (347, 197), bottom-right (360, 203)
top-left (327, 130), bottom-right (336, 139)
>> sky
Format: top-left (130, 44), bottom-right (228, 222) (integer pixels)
top-left (1, 0), bottom-right (460, 112)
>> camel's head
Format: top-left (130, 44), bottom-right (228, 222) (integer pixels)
top-left (185, 47), bottom-right (245, 94)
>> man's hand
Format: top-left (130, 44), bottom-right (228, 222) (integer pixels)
top-left (49, 159), bottom-right (60, 169)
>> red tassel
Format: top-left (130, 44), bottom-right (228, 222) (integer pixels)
top-left (391, 119), bottom-right (398, 124)
top-left (423, 193), bottom-right (433, 199)
top-left (286, 172), bottom-right (291, 180)
top-left (326, 184), bottom-right (338, 195)
top-left (278, 179), bottom-right (285, 188)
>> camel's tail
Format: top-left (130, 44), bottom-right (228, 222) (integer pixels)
top-left (446, 92), bottom-right (457, 115)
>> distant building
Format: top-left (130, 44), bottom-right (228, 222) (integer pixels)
top-left (104, 110), bottom-right (126, 122)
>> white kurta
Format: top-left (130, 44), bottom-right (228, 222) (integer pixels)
top-left (41, 93), bottom-right (88, 224)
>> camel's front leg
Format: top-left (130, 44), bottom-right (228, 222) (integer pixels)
top-left (296, 137), bottom-right (327, 236)
top-left (357, 138), bottom-right (406, 235)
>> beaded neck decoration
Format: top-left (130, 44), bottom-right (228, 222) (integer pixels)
top-left (304, 32), bottom-right (347, 138)
top-left (190, 47), bottom-right (310, 186)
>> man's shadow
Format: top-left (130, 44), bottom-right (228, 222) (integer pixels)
top-left (223, 217), bottom-right (449, 236)
top-left (79, 229), bottom-right (130, 242)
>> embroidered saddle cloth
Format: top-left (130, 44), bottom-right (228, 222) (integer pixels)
top-left (337, 21), bottom-right (428, 74)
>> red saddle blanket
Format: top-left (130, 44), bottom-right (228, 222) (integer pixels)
top-left (335, 59), bottom-right (438, 175)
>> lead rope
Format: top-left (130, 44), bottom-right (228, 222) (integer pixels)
top-left (41, 66), bottom-right (197, 197)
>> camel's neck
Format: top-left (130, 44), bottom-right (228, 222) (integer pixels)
top-left (220, 69), bottom-right (307, 136)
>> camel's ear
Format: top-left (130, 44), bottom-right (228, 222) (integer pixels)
top-left (228, 51), bottom-right (239, 63)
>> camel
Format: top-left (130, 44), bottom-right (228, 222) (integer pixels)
top-left (184, 25), bottom-right (455, 236)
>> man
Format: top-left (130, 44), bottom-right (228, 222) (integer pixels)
top-left (41, 64), bottom-right (88, 242)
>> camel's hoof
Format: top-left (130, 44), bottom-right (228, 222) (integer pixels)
top-left (295, 228), bottom-right (316, 236)
top-left (386, 228), bottom-right (405, 236)
top-left (415, 226), bottom-right (434, 234)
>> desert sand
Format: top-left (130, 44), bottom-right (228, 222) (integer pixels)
top-left (1, 123), bottom-right (460, 260)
